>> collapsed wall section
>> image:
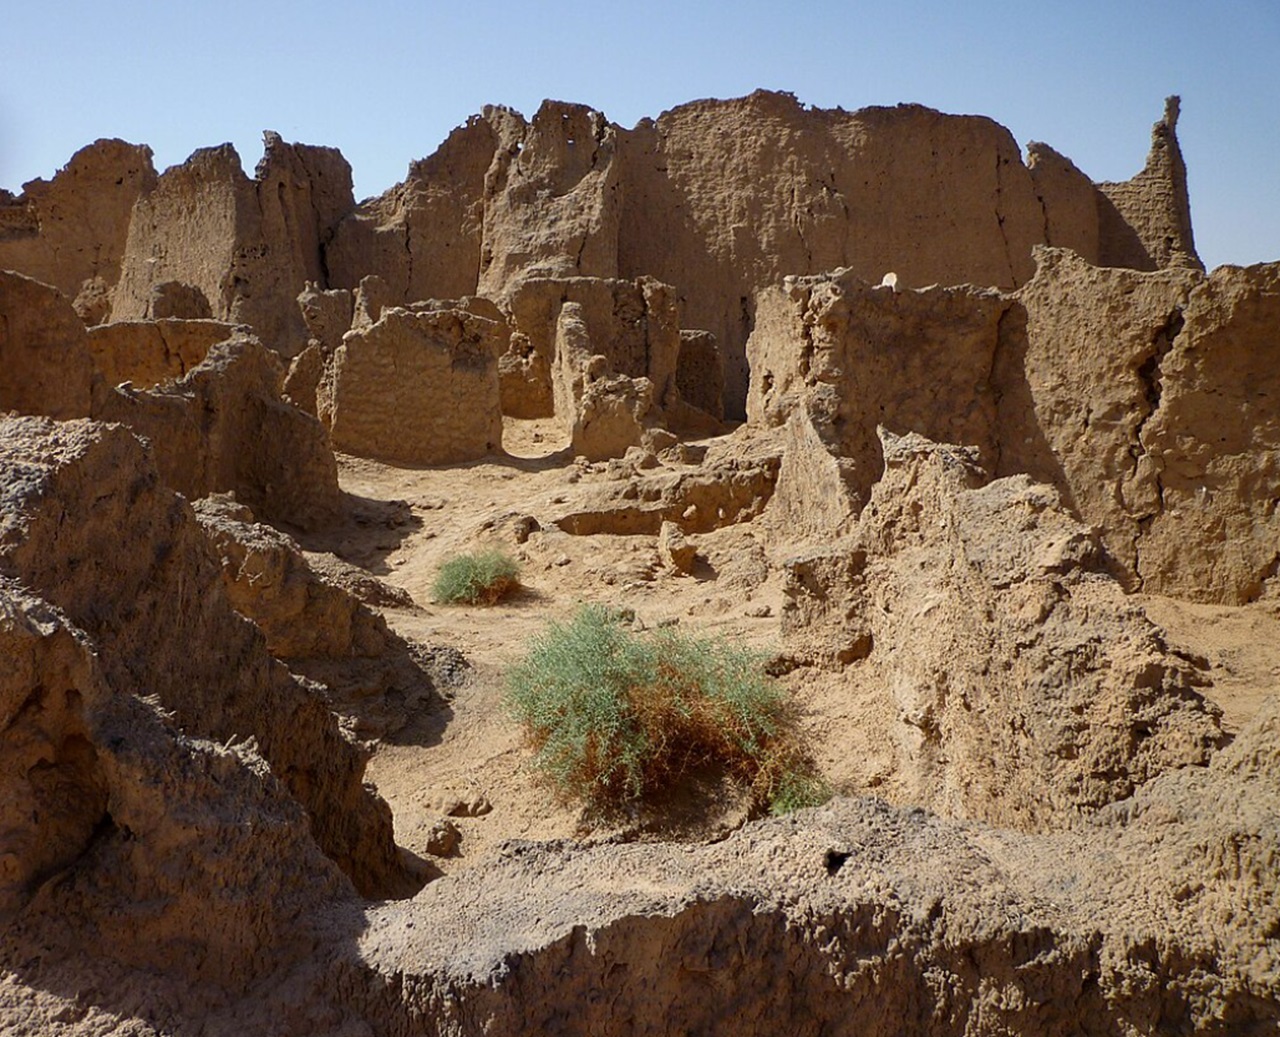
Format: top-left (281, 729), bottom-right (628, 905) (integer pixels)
top-left (0, 416), bottom-right (410, 899)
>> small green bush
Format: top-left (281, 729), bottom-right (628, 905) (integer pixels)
top-left (505, 605), bottom-right (828, 816)
top-left (432, 550), bottom-right (521, 605)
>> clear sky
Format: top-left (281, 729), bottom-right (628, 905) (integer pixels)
top-left (2, 0), bottom-right (1276, 270)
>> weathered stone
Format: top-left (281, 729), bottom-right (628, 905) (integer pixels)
top-left (112, 134), bottom-right (354, 357)
top-left (0, 139), bottom-right (156, 302)
top-left (0, 417), bottom-right (411, 900)
top-left (147, 280), bottom-right (213, 319)
top-left (657, 520), bottom-right (697, 573)
top-left (1096, 97), bottom-right (1201, 271)
top-left (782, 429), bottom-right (1226, 830)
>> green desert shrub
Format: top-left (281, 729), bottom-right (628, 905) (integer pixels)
top-left (432, 549), bottom-right (521, 605)
top-left (505, 605), bottom-right (829, 816)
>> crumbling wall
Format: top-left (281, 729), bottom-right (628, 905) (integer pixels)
top-left (0, 575), bottom-right (355, 993)
top-left (676, 329), bottom-right (724, 420)
top-left (0, 139), bottom-right (156, 310)
top-left (1005, 248), bottom-right (1280, 603)
top-left (781, 431), bottom-right (1225, 830)
top-left (112, 134), bottom-right (354, 357)
top-left (87, 317), bottom-right (241, 388)
top-left (0, 270), bottom-right (95, 419)
top-left (747, 269), bottom-right (1009, 539)
top-left (92, 333), bottom-right (343, 531)
top-left (503, 274), bottom-right (681, 425)
top-left (0, 416), bottom-right (411, 901)
top-left (1096, 97), bottom-right (1201, 271)
top-left (324, 305), bottom-right (504, 464)
top-left (477, 101), bottom-right (622, 297)
top-left (328, 115), bottom-right (499, 302)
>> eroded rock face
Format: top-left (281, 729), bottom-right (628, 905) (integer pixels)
top-left (0, 417), bottom-right (411, 901)
top-left (324, 304), bottom-right (504, 465)
top-left (1005, 249), bottom-right (1280, 604)
top-left (92, 332), bottom-right (342, 531)
top-left (0, 270), bottom-right (95, 419)
top-left (0, 577), bottom-right (354, 995)
top-left (749, 251), bottom-right (1280, 603)
top-left (782, 430), bottom-right (1225, 830)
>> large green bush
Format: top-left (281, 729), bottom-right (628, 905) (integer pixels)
top-left (505, 605), bottom-right (829, 815)
top-left (432, 549), bottom-right (521, 605)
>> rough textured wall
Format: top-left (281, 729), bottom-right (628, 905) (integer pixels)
top-left (508, 274), bottom-right (681, 425)
top-left (1096, 97), bottom-right (1201, 271)
top-left (676, 329), bottom-right (724, 420)
top-left (0, 139), bottom-right (156, 305)
top-left (326, 93), bottom-right (1195, 419)
top-left (747, 250), bottom-right (1280, 604)
top-left (112, 134), bottom-right (354, 356)
top-left (92, 333), bottom-right (343, 531)
top-left (325, 306), bottom-right (504, 464)
top-left (86, 318), bottom-right (242, 388)
top-left (616, 92), bottom-right (1047, 412)
top-left (477, 101), bottom-right (622, 296)
top-left (781, 430), bottom-right (1225, 829)
top-left (0, 270), bottom-right (95, 419)
top-left (0, 575), bottom-right (355, 993)
top-left (746, 270), bottom-right (1009, 539)
top-left (328, 115), bottom-right (498, 302)
top-left (1005, 249), bottom-right (1280, 603)
top-left (0, 417), bottom-right (410, 900)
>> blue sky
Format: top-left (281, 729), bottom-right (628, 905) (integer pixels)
top-left (2, 0), bottom-right (1276, 269)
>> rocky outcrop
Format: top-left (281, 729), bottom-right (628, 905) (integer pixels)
top-left (86, 317), bottom-right (241, 388)
top-left (781, 430), bottom-right (1225, 830)
top-left (0, 139), bottom-right (156, 310)
top-left (1096, 97), bottom-right (1201, 271)
top-left (0, 417), bottom-right (412, 900)
top-left (92, 332), bottom-right (342, 531)
top-left (0, 270), bottom-right (95, 419)
top-left (111, 133), bottom-right (354, 356)
top-left (323, 304), bottom-right (505, 464)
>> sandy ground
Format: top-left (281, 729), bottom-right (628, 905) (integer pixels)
top-left (318, 417), bottom-right (1280, 879)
